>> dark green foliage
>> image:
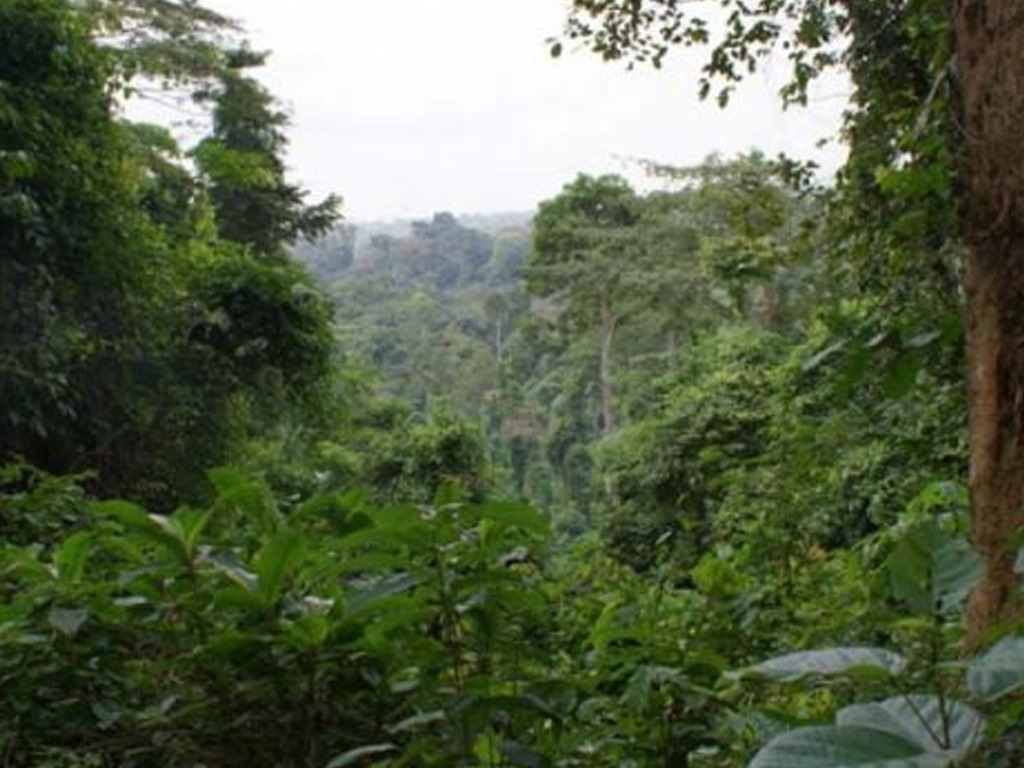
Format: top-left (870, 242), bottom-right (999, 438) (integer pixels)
top-left (193, 47), bottom-right (340, 259)
top-left (294, 224), bottom-right (357, 283)
top-left (189, 251), bottom-right (335, 399)
top-left (6, 1), bottom-right (1024, 765)
top-left (363, 409), bottom-right (488, 503)
top-left (0, 472), bottom-right (554, 767)
top-left (0, 0), bottom-right (337, 508)
top-left (0, 0), bottom-right (164, 480)
top-left (598, 327), bottom-right (786, 570)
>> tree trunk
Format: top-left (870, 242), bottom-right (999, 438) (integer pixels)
top-left (598, 296), bottom-right (617, 435)
top-left (666, 327), bottom-right (679, 366)
top-left (956, 0), bottom-right (1024, 649)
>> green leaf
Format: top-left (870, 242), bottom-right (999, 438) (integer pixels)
top-left (366, 505), bottom-right (431, 544)
top-left (587, 597), bottom-right (622, 652)
top-left (48, 607), bottom-right (88, 638)
top-left (499, 740), bottom-right (549, 768)
top-left (254, 530), bottom-right (308, 605)
top-left (802, 340), bottom-right (845, 373)
top-left (837, 696), bottom-right (982, 754)
top-left (211, 557), bottom-right (259, 592)
top-left (95, 500), bottom-right (189, 565)
top-left (886, 521), bottom-right (980, 616)
top-left (622, 664), bottom-right (683, 708)
top-left (347, 573), bottom-right (420, 614)
top-left (749, 725), bottom-right (953, 768)
top-left (53, 532), bottom-right (92, 583)
top-left (209, 467), bottom-right (281, 532)
top-left (525, 681), bottom-right (578, 718)
top-left (173, 507), bottom-right (213, 558)
top-left (284, 614), bottom-right (330, 649)
top-left (217, 586), bottom-right (264, 613)
top-left (882, 350), bottom-right (923, 399)
top-left (737, 647), bottom-right (906, 682)
top-left (325, 743), bottom-right (398, 768)
top-left (387, 710), bottom-right (445, 733)
top-left (905, 330), bottom-right (942, 349)
top-left (967, 636), bottom-right (1024, 702)
top-left (476, 500), bottom-right (548, 533)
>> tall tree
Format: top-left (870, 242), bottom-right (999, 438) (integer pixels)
top-left (0, 0), bottom-right (153, 475)
top-left (193, 47), bottom-right (340, 258)
top-left (80, 0), bottom-right (236, 83)
top-left (955, 0), bottom-right (1024, 647)
top-left (528, 174), bottom-right (641, 435)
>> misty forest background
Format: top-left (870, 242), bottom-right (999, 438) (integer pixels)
top-left (2, 1), bottom-right (1024, 767)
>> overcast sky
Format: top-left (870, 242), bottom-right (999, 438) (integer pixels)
top-left (185, 0), bottom-right (848, 221)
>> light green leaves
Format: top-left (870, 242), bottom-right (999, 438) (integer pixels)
top-left (52, 532), bottom-right (92, 583)
top-left (752, 725), bottom-right (946, 768)
top-left (750, 696), bottom-right (983, 768)
top-left (736, 647), bottom-right (906, 683)
top-left (885, 519), bottom-right (980, 616)
top-left (94, 500), bottom-right (212, 569)
top-left (967, 636), bottom-right (1024, 702)
top-left (476, 500), bottom-right (548, 534)
top-left (253, 529), bottom-right (308, 606)
top-left (751, 725), bottom-right (948, 768)
top-left (48, 607), bottom-right (88, 638)
top-left (837, 696), bottom-right (982, 755)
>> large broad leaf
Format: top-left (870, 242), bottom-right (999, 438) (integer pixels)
top-left (749, 725), bottom-right (952, 768)
top-left (737, 647), bottom-right (906, 683)
top-left (837, 696), bottom-right (983, 755)
top-left (886, 520), bottom-right (980, 616)
top-left (967, 635), bottom-right (1024, 702)
top-left (750, 696), bottom-right (983, 768)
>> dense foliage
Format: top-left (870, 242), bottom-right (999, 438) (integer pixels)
top-left (3, 1), bottom-right (1024, 767)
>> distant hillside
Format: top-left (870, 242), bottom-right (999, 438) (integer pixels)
top-left (294, 211), bottom-right (532, 288)
top-left (456, 210), bottom-right (533, 234)
top-left (292, 208), bottom-right (532, 425)
top-left (347, 210), bottom-right (533, 243)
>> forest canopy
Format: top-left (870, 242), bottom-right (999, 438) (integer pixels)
top-left (2, 1), bottom-right (1024, 767)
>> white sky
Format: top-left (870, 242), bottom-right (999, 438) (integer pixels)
top-left (181, 0), bottom-right (849, 221)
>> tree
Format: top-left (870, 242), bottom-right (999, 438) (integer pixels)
top-left (528, 174), bottom-right (641, 435)
top-left (956, 0), bottom-right (1024, 647)
top-left (80, 0), bottom-right (236, 83)
top-left (193, 47), bottom-right (340, 259)
top-left (0, 0), bottom-right (156, 478)
top-left (558, 0), bottom-right (1021, 647)
top-left (0, 0), bottom-right (339, 507)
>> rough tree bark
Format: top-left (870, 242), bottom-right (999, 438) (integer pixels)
top-left (956, 0), bottom-right (1024, 649)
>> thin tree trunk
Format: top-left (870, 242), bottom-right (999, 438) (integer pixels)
top-left (495, 318), bottom-right (504, 368)
top-left (665, 327), bottom-right (679, 366)
top-left (956, 0), bottom-right (1024, 649)
top-left (598, 296), bottom-right (617, 435)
